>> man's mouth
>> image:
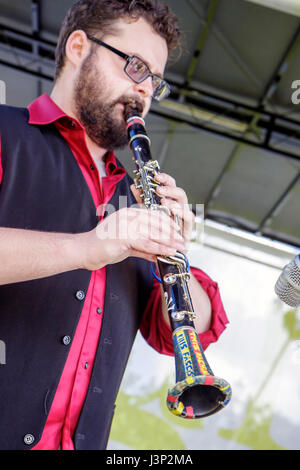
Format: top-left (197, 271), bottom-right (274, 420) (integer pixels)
top-left (119, 98), bottom-right (144, 114)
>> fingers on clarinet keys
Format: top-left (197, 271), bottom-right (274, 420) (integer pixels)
top-left (163, 245), bottom-right (185, 256)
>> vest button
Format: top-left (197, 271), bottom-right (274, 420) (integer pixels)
top-left (96, 307), bottom-right (102, 314)
top-left (24, 434), bottom-right (35, 445)
top-left (62, 335), bottom-right (71, 346)
top-left (75, 290), bottom-right (85, 301)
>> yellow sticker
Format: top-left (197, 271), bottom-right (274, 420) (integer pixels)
top-left (188, 330), bottom-right (210, 376)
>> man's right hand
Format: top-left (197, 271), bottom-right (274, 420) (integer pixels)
top-left (77, 207), bottom-right (186, 271)
top-left (0, 207), bottom-right (185, 285)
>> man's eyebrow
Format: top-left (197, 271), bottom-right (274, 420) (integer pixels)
top-left (128, 51), bottom-right (164, 78)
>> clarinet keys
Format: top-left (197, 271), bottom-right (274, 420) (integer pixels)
top-left (163, 272), bottom-right (191, 285)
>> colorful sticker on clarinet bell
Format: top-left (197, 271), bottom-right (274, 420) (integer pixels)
top-left (171, 401), bottom-right (184, 416)
top-left (174, 331), bottom-right (195, 378)
top-left (188, 329), bottom-right (210, 376)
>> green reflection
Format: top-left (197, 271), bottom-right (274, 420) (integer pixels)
top-left (219, 308), bottom-right (300, 450)
top-left (110, 379), bottom-right (204, 449)
top-left (219, 400), bottom-right (284, 450)
top-left (109, 392), bottom-right (185, 450)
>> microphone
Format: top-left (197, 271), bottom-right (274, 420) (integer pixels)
top-left (275, 255), bottom-right (300, 307)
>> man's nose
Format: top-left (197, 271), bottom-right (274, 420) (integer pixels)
top-left (134, 76), bottom-right (153, 99)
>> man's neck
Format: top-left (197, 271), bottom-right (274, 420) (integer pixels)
top-left (84, 133), bottom-right (108, 163)
top-left (50, 86), bottom-right (108, 163)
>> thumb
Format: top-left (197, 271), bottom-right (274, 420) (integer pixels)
top-left (130, 183), bottom-right (143, 205)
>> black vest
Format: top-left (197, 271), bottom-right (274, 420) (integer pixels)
top-left (0, 105), bottom-right (154, 450)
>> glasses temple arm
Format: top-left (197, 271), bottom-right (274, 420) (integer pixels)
top-left (87, 35), bottom-right (129, 61)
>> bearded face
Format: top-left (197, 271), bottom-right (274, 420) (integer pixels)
top-left (73, 48), bottom-right (144, 151)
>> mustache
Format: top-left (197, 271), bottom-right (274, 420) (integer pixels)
top-left (113, 95), bottom-right (145, 114)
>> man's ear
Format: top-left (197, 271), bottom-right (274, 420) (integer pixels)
top-left (65, 30), bottom-right (91, 69)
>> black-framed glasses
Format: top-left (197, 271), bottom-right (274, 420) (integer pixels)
top-left (87, 35), bottom-right (170, 102)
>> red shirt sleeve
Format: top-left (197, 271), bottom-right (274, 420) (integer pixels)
top-left (139, 266), bottom-right (229, 356)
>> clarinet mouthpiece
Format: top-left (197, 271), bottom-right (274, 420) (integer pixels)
top-left (124, 99), bottom-right (143, 120)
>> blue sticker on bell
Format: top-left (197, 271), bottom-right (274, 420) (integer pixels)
top-left (177, 330), bottom-right (188, 350)
top-left (175, 331), bottom-right (194, 377)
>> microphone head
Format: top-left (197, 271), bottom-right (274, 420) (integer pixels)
top-left (275, 255), bottom-right (300, 307)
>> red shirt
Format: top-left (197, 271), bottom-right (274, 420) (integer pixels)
top-left (1, 94), bottom-right (229, 450)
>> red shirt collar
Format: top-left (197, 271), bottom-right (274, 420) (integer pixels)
top-left (28, 93), bottom-right (68, 125)
top-left (27, 94), bottom-right (125, 174)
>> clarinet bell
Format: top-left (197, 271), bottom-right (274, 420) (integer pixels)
top-left (167, 327), bottom-right (232, 418)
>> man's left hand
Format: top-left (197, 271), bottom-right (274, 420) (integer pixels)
top-left (131, 172), bottom-right (194, 246)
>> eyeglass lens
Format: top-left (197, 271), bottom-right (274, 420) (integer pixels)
top-left (125, 57), bottom-right (169, 101)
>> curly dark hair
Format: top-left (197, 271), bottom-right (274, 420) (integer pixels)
top-left (54, 0), bottom-right (181, 81)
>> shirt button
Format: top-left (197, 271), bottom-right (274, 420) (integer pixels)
top-left (96, 307), bottom-right (102, 314)
top-left (24, 434), bottom-right (35, 445)
top-left (62, 335), bottom-right (71, 346)
top-left (75, 290), bottom-right (85, 301)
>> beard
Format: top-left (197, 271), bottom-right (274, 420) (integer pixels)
top-left (73, 50), bottom-right (144, 151)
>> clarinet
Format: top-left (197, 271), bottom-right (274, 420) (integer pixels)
top-left (124, 101), bottom-right (232, 419)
